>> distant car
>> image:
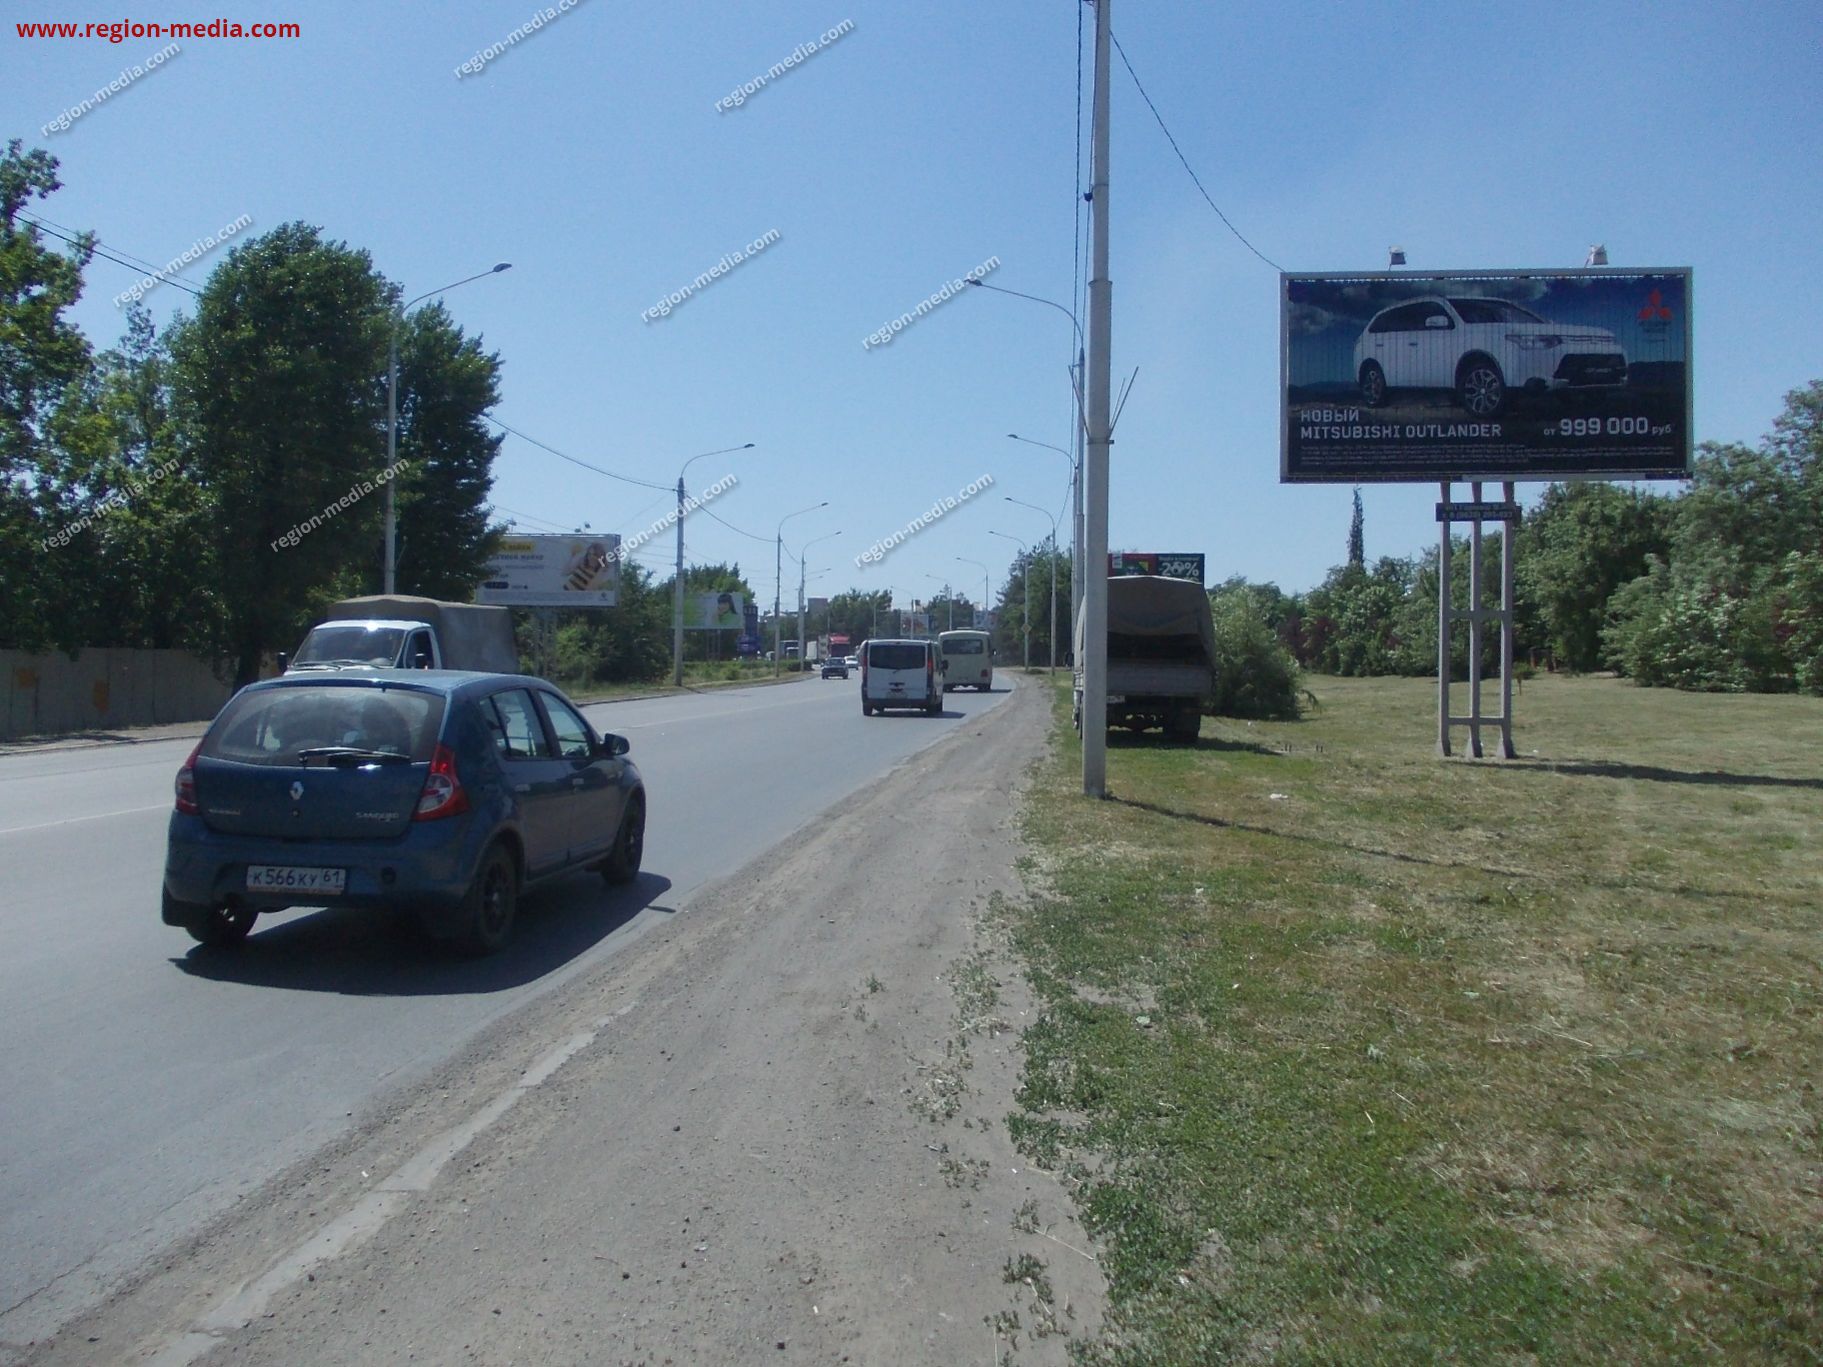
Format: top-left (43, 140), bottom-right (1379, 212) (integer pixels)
top-left (821, 659), bottom-right (848, 679)
top-left (162, 672), bottom-right (645, 955)
top-left (1353, 295), bottom-right (1627, 417)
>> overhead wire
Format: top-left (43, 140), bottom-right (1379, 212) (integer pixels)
top-left (1109, 30), bottom-right (1283, 273)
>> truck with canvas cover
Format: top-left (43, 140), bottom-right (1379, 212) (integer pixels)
top-left (285, 596), bottom-right (520, 675)
top-left (1073, 574), bottom-right (1216, 741)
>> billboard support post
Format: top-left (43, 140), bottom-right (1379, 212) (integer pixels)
top-left (1438, 483), bottom-right (1452, 757)
top-left (1500, 481), bottom-right (1517, 758)
top-left (1437, 485), bottom-right (1518, 760)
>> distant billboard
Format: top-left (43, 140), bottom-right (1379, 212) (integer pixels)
top-left (477, 534), bottom-right (620, 607)
top-left (682, 591), bottom-right (746, 630)
top-left (1281, 268), bottom-right (1691, 483)
top-left (1110, 552), bottom-right (1205, 583)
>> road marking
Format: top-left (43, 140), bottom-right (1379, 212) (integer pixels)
top-left (0, 803), bottom-right (167, 837)
top-left (145, 1000), bottom-right (639, 1365)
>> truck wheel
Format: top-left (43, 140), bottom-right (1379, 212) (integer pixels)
top-left (601, 793), bottom-right (645, 885)
top-left (1167, 708), bottom-right (1202, 742)
top-left (167, 889), bottom-right (257, 947)
top-left (458, 844), bottom-right (517, 955)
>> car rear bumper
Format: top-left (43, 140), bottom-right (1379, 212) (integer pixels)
top-left (163, 812), bottom-right (484, 920)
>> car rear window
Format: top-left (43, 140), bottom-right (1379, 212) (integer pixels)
top-left (868, 643), bottom-right (927, 670)
top-left (942, 638), bottom-right (985, 655)
top-left (202, 686), bottom-right (445, 765)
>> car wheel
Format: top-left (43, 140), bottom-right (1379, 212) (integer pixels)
top-left (1359, 361), bottom-right (1388, 407)
top-left (861, 700), bottom-right (873, 715)
top-left (168, 889), bottom-right (257, 948)
top-left (602, 793), bottom-right (645, 885)
top-left (925, 698), bottom-right (941, 715)
top-left (1457, 357), bottom-right (1507, 416)
top-left (459, 844), bottom-right (517, 955)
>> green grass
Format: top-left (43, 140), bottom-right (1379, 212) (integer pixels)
top-left (1010, 674), bottom-right (1823, 1364)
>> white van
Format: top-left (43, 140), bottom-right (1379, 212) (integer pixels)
top-left (937, 630), bottom-right (993, 691)
top-left (861, 638), bottom-right (943, 715)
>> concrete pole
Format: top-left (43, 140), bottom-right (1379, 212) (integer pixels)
top-left (1082, 0), bottom-right (1113, 797)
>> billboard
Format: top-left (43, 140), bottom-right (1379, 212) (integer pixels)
top-left (477, 534), bottom-right (620, 607)
top-left (681, 592), bottom-right (747, 630)
top-left (1281, 269), bottom-right (1691, 483)
top-left (1110, 552), bottom-right (1205, 583)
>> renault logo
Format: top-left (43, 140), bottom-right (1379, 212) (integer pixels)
top-left (290, 781), bottom-right (305, 801)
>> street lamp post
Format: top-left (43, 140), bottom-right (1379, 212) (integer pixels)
top-left (925, 576), bottom-right (956, 631)
top-left (385, 263), bottom-right (511, 593)
top-left (797, 530), bottom-right (841, 666)
top-left (955, 558), bottom-right (989, 630)
top-left (989, 530), bottom-right (1031, 669)
top-left (1005, 496), bottom-right (1060, 671)
top-left (672, 443), bottom-right (756, 686)
top-left (1008, 433), bottom-right (1081, 630)
top-left (775, 501), bottom-right (827, 675)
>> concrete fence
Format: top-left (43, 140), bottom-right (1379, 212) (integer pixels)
top-left (1, 649), bottom-right (238, 740)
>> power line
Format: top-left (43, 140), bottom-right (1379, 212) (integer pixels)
top-left (487, 418), bottom-right (673, 492)
top-left (1110, 31), bottom-right (1283, 273)
top-left (16, 214), bottom-right (204, 296)
top-left (697, 503), bottom-right (775, 546)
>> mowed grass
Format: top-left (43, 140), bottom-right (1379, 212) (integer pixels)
top-left (1009, 674), bottom-right (1822, 1364)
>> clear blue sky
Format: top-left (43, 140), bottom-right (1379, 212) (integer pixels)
top-left (11, 0), bottom-right (1822, 607)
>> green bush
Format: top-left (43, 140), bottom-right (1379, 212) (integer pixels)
top-left (1209, 596), bottom-right (1302, 720)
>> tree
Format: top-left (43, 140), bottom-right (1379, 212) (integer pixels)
top-left (389, 301), bottom-right (506, 600)
top-left (1517, 482), bottom-right (1672, 670)
top-left (1347, 486), bottom-right (1365, 568)
top-left (167, 223), bottom-right (393, 684)
top-left (0, 142), bottom-right (95, 650)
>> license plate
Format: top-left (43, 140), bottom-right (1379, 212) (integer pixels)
top-left (1107, 694), bottom-right (1126, 704)
top-left (246, 865), bottom-right (347, 895)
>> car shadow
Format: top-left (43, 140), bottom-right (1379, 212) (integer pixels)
top-left (171, 871), bottom-right (674, 995)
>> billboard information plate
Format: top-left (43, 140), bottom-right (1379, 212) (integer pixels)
top-left (1281, 268), bottom-right (1692, 483)
top-left (477, 534), bottom-right (621, 607)
top-left (1437, 501), bottom-right (1521, 522)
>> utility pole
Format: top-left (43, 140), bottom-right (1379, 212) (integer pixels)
top-left (1082, 0), bottom-right (1112, 797)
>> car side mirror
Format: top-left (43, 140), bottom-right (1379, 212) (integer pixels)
top-left (598, 733), bottom-right (630, 758)
top-left (275, 651), bottom-right (289, 674)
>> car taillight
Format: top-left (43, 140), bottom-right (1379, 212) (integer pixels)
top-left (174, 741), bottom-right (201, 815)
top-left (414, 743), bottom-right (470, 821)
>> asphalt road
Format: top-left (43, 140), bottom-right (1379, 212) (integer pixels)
top-left (0, 672), bottom-right (1013, 1346)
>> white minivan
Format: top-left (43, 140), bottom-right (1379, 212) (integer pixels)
top-left (860, 638), bottom-right (943, 715)
top-left (937, 630), bottom-right (993, 691)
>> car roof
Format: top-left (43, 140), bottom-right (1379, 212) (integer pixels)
top-left (243, 671), bottom-right (561, 702)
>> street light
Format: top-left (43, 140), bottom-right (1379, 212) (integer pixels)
top-left (1008, 432), bottom-right (1082, 626)
top-left (924, 575), bottom-right (956, 631)
top-left (955, 557), bottom-right (989, 630)
top-left (672, 442), bottom-right (756, 686)
top-left (1005, 496), bottom-right (1059, 671)
top-left (775, 501), bottom-right (827, 674)
top-left (988, 530), bottom-right (1031, 669)
top-left (385, 262), bottom-right (511, 593)
top-left (797, 529), bottom-right (841, 664)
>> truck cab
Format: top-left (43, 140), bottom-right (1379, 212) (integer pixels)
top-left (288, 620), bottom-right (439, 671)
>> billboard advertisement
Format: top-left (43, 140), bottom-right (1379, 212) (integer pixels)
top-left (1110, 552), bottom-right (1206, 583)
top-left (477, 534), bottom-right (620, 607)
top-left (1281, 269), bottom-right (1691, 483)
top-left (681, 592), bottom-right (747, 630)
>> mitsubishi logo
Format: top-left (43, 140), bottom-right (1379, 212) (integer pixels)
top-left (289, 781), bottom-right (305, 801)
top-left (1638, 288), bottom-right (1673, 322)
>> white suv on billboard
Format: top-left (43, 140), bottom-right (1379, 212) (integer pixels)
top-left (1353, 296), bottom-right (1627, 417)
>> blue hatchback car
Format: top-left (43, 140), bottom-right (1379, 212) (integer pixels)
top-left (162, 672), bottom-right (645, 954)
